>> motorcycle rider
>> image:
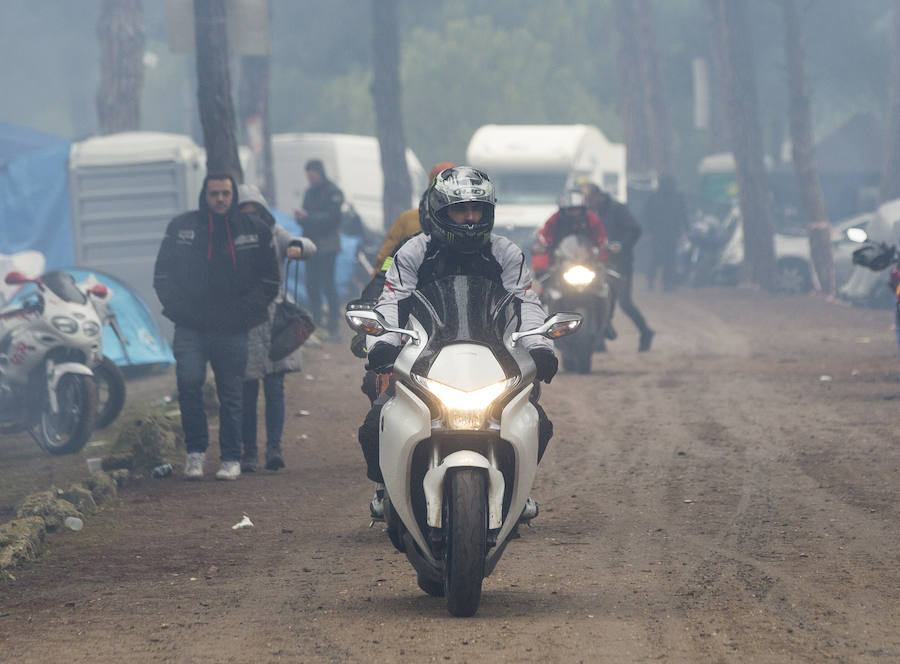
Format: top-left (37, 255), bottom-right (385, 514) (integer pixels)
top-left (533, 188), bottom-right (608, 273)
top-left (533, 188), bottom-right (609, 343)
top-left (357, 166), bottom-right (558, 519)
top-left (582, 181), bottom-right (654, 352)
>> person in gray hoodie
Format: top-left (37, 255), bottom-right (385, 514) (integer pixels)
top-left (237, 184), bottom-right (317, 471)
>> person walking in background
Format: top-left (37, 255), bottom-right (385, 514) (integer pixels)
top-left (583, 181), bottom-right (654, 352)
top-left (153, 174), bottom-right (280, 481)
top-left (294, 159), bottom-right (344, 341)
top-left (237, 185), bottom-right (317, 473)
top-left (643, 174), bottom-right (689, 292)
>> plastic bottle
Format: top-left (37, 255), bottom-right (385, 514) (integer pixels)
top-left (64, 516), bottom-right (83, 531)
top-left (151, 463), bottom-right (173, 478)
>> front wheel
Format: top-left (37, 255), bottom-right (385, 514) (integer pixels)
top-left (443, 468), bottom-right (488, 617)
top-left (39, 373), bottom-right (97, 455)
top-left (93, 356), bottom-right (126, 429)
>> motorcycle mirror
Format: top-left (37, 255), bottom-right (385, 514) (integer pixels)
top-left (344, 309), bottom-right (421, 343)
top-left (346, 310), bottom-right (387, 336)
top-left (544, 313), bottom-right (583, 339)
top-left (88, 283), bottom-right (109, 298)
top-left (510, 312), bottom-right (583, 344)
top-left (4, 271), bottom-right (32, 285)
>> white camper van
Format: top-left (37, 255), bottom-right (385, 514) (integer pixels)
top-left (272, 132), bottom-right (427, 235)
top-left (466, 124), bottom-right (627, 246)
top-left (68, 131), bottom-right (258, 334)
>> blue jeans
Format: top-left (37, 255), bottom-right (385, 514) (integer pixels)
top-left (241, 372), bottom-right (286, 458)
top-left (173, 326), bottom-right (249, 462)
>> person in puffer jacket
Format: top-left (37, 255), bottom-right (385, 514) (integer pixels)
top-left (154, 174), bottom-right (280, 482)
top-left (237, 184), bottom-right (317, 472)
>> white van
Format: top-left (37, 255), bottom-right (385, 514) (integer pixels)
top-left (272, 132), bottom-right (427, 235)
top-left (465, 124), bottom-right (627, 246)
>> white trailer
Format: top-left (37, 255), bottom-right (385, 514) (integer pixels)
top-left (272, 132), bottom-right (427, 235)
top-left (465, 124), bottom-right (627, 246)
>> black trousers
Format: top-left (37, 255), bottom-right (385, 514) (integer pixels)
top-left (609, 258), bottom-right (650, 334)
top-left (306, 251), bottom-right (340, 333)
top-left (357, 382), bottom-right (553, 483)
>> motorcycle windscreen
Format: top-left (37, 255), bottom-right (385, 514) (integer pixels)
top-left (407, 275), bottom-right (521, 378)
top-left (41, 271), bottom-right (87, 304)
top-left (553, 233), bottom-right (596, 263)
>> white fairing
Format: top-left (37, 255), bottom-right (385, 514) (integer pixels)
top-left (427, 343), bottom-right (505, 390)
top-left (493, 385), bottom-right (540, 551)
top-left (379, 382), bottom-right (432, 557)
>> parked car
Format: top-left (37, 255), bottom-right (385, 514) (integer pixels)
top-left (715, 205), bottom-right (872, 293)
top-left (840, 198), bottom-right (900, 307)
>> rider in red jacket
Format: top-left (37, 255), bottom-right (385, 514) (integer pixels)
top-left (533, 188), bottom-right (608, 274)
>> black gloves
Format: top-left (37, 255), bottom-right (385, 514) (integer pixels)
top-left (529, 348), bottom-right (558, 384)
top-left (365, 341), bottom-right (401, 373)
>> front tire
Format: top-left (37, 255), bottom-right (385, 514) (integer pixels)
top-left (93, 356), bottom-right (126, 429)
top-left (443, 468), bottom-right (488, 617)
top-left (39, 373), bottom-right (97, 455)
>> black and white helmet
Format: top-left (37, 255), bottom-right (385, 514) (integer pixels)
top-left (424, 166), bottom-right (495, 252)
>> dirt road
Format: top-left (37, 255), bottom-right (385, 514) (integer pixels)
top-left (2, 287), bottom-right (900, 663)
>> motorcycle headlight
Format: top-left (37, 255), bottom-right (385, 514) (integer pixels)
top-left (51, 316), bottom-right (78, 335)
top-left (845, 227), bottom-right (868, 243)
top-left (82, 321), bottom-right (100, 337)
top-left (563, 265), bottom-right (596, 286)
top-left (414, 375), bottom-right (512, 429)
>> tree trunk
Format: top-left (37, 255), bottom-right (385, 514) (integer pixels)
top-left (613, 0), bottom-right (652, 180)
top-left (633, 0), bottom-right (673, 178)
top-left (881, 1), bottom-right (900, 203)
top-left (194, 0), bottom-right (243, 182)
top-left (96, 0), bottom-right (145, 135)
top-left (239, 54), bottom-right (274, 202)
top-left (371, 0), bottom-right (412, 229)
top-left (708, 0), bottom-right (775, 290)
top-left (783, 0), bottom-right (834, 295)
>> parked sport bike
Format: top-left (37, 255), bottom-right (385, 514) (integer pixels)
top-left (346, 275), bottom-right (581, 617)
top-left (0, 270), bottom-right (104, 454)
top-left (539, 234), bottom-right (609, 373)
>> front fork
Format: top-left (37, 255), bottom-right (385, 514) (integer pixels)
top-left (422, 438), bottom-right (506, 550)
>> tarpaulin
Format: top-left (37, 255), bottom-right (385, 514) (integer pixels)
top-left (0, 123), bottom-right (74, 270)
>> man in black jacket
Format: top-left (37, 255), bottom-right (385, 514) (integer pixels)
top-left (583, 182), bottom-right (654, 352)
top-left (154, 174), bottom-right (280, 481)
top-left (294, 159), bottom-right (344, 340)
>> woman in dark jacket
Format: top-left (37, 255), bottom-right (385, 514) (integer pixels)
top-left (238, 185), bottom-right (317, 471)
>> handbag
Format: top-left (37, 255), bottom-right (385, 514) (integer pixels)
top-left (269, 258), bottom-right (316, 361)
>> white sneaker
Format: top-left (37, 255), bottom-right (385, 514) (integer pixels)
top-left (184, 452), bottom-right (205, 480)
top-left (215, 461), bottom-right (241, 481)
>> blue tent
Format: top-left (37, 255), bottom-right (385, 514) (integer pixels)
top-left (66, 268), bottom-right (174, 368)
top-left (0, 123), bottom-right (74, 270)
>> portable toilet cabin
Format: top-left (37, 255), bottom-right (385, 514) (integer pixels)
top-left (68, 131), bottom-right (258, 336)
top-left (272, 132), bottom-right (427, 235)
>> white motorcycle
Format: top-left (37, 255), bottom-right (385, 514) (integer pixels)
top-left (346, 275), bottom-right (581, 617)
top-left (0, 270), bottom-right (106, 454)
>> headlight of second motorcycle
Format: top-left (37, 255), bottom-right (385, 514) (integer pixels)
top-left (51, 316), bottom-right (78, 334)
top-left (413, 375), bottom-right (513, 429)
top-left (81, 321), bottom-right (100, 337)
top-left (563, 264), bottom-right (596, 286)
